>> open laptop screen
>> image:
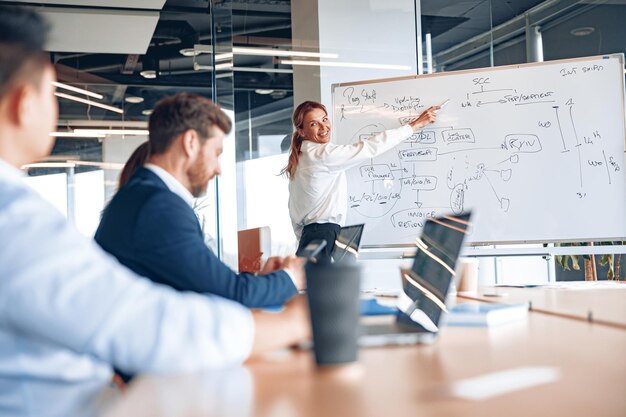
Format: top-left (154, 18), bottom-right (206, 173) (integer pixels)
top-left (399, 213), bottom-right (472, 331)
top-left (332, 224), bottom-right (365, 263)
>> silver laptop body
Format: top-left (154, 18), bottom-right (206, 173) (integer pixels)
top-left (358, 212), bottom-right (472, 347)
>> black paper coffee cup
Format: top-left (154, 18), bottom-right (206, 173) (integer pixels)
top-left (305, 262), bottom-right (361, 365)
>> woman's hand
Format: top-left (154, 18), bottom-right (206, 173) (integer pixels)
top-left (409, 106), bottom-right (440, 131)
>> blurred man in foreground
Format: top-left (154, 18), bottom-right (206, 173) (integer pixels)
top-left (0, 6), bottom-right (309, 416)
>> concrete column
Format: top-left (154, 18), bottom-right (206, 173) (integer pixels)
top-left (291, 0), bottom-right (419, 108)
top-left (291, 0), bottom-right (322, 106)
top-left (66, 166), bottom-right (75, 225)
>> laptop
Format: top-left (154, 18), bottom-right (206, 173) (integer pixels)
top-left (332, 223), bottom-right (365, 263)
top-left (358, 212), bottom-right (472, 347)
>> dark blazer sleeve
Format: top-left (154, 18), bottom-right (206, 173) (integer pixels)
top-left (132, 191), bottom-right (297, 308)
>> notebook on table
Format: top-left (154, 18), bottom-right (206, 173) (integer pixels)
top-left (359, 212), bottom-right (472, 347)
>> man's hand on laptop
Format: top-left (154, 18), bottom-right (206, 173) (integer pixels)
top-left (282, 255), bottom-right (306, 290)
top-left (259, 256), bottom-right (284, 274)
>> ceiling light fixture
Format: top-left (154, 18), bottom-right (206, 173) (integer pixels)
top-left (194, 62), bottom-right (234, 71)
top-left (233, 67), bottom-right (293, 74)
top-left (570, 27), bottom-right (595, 36)
top-left (73, 129), bottom-right (149, 136)
top-left (142, 109), bottom-right (153, 116)
top-left (55, 92), bottom-right (124, 114)
top-left (193, 44), bottom-right (338, 59)
top-left (179, 47), bottom-right (201, 57)
top-left (52, 81), bottom-right (103, 99)
top-left (49, 131), bottom-right (106, 138)
top-left (280, 59), bottom-right (412, 71)
top-left (215, 62), bottom-right (233, 70)
top-left (233, 47), bottom-right (338, 59)
top-left (140, 56), bottom-right (159, 79)
top-left (255, 89), bottom-right (274, 95)
top-left (270, 90), bottom-right (287, 99)
top-left (125, 96), bottom-right (144, 104)
top-left (215, 52), bottom-right (234, 62)
top-left (139, 70), bottom-right (158, 79)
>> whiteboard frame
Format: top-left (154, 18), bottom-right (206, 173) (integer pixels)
top-left (356, 244), bottom-right (626, 260)
top-left (331, 54), bottom-right (626, 249)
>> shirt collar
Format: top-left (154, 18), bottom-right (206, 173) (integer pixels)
top-left (144, 163), bottom-right (195, 206)
top-left (0, 158), bottom-right (26, 183)
top-left (301, 140), bottom-right (318, 149)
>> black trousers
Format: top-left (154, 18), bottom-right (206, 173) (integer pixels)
top-left (296, 223), bottom-right (341, 264)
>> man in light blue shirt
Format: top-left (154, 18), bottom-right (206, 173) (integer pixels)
top-left (0, 6), bottom-right (309, 416)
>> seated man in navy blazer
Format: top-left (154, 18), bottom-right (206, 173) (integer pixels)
top-left (96, 92), bottom-right (304, 307)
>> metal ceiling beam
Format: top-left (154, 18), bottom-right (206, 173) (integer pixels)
top-left (3, 0), bottom-right (166, 11)
top-left (434, 0), bottom-right (595, 68)
top-left (230, 0), bottom-right (290, 14)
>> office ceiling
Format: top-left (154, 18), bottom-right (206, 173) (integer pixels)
top-left (0, 0), bottom-right (623, 161)
top-left (3, 0), bottom-right (621, 115)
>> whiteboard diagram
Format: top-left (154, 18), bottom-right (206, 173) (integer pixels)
top-left (332, 55), bottom-right (626, 247)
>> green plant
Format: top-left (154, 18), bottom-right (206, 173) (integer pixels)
top-left (554, 241), bottom-right (624, 280)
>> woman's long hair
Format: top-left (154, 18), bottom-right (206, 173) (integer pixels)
top-left (281, 101), bottom-right (327, 180)
top-left (118, 141), bottom-right (150, 188)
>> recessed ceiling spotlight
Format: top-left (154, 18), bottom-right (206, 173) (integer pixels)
top-left (270, 90), bottom-right (287, 99)
top-left (255, 89), bottom-right (274, 95)
top-left (570, 27), bottom-right (595, 36)
top-left (142, 109), bottom-right (153, 116)
top-left (125, 96), bottom-right (144, 104)
top-left (139, 70), bottom-right (157, 79)
top-left (179, 47), bottom-right (200, 57)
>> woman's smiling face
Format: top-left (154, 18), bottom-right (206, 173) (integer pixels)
top-left (299, 108), bottom-right (331, 144)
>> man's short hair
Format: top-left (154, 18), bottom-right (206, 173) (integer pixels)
top-left (0, 6), bottom-right (50, 98)
top-left (148, 92), bottom-right (232, 155)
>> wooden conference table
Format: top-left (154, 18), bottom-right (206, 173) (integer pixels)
top-left (463, 283), bottom-right (626, 328)
top-left (102, 290), bottom-right (626, 417)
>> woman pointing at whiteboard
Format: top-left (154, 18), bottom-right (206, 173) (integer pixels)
top-left (283, 100), bottom-right (439, 263)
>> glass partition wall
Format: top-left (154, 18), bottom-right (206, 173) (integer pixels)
top-left (20, 0), bottom-right (626, 277)
top-left (422, 0), bottom-right (626, 282)
top-left (27, 3), bottom-right (221, 247)
top-left (230, 0), bottom-right (626, 281)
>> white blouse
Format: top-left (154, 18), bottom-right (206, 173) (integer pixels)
top-left (288, 124), bottom-right (414, 239)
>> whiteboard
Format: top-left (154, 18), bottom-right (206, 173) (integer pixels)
top-left (331, 55), bottom-right (626, 247)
